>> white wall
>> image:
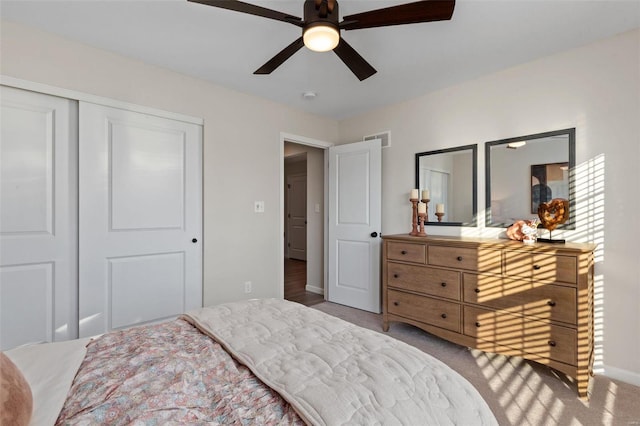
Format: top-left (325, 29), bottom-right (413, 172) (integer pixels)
top-left (339, 29), bottom-right (640, 385)
top-left (0, 21), bottom-right (339, 307)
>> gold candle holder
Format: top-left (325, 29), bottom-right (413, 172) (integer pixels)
top-left (409, 198), bottom-right (419, 236)
top-left (435, 212), bottom-right (445, 222)
top-left (418, 212), bottom-right (427, 236)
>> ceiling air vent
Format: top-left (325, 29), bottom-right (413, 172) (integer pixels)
top-left (364, 131), bottom-right (391, 148)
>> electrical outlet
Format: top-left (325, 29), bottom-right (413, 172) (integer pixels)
top-left (254, 201), bottom-right (265, 213)
top-left (244, 281), bottom-right (252, 293)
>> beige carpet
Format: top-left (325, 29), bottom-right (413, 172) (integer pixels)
top-left (312, 301), bottom-right (640, 426)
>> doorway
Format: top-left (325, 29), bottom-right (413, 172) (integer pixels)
top-left (280, 134), bottom-right (331, 306)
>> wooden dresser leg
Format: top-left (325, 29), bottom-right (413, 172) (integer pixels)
top-left (577, 376), bottom-right (590, 400)
top-left (383, 320), bottom-right (389, 332)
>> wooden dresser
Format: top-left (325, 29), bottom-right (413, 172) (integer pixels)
top-left (381, 234), bottom-right (596, 399)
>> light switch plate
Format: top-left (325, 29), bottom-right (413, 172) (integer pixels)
top-left (254, 201), bottom-right (265, 213)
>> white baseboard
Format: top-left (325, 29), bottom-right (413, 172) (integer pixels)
top-left (305, 284), bottom-right (324, 295)
top-left (601, 364), bottom-right (640, 387)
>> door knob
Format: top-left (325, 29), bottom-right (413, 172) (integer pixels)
top-left (192, 238), bottom-right (198, 243)
top-left (370, 232), bottom-right (378, 238)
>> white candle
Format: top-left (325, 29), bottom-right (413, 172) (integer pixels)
top-left (436, 203), bottom-right (445, 214)
top-left (421, 189), bottom-right (430, 200)
top-left (417, 202), bottom-right (426, 214)
top-left (410, 189), bottom-right (419, 199)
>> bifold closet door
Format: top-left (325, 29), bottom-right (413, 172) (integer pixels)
top-left (0, 86), bottom-right (78, 350)
top-left (79, 102), bottom-right (202, 338)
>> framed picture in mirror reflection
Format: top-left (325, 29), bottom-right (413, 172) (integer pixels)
top-left (530, 162), bottom-right (569, 213)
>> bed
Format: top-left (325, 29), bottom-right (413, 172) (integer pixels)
top-left (3, 298), bottom-right (497, 425)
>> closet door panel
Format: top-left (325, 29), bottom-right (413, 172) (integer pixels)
top-left (110, 123), bottom-right (185, 230)
top-left (79, 102), bottom-right (202, 338)
top-left (0, 86), bottom-right (78, 350)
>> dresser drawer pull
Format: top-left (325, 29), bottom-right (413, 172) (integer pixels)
top-left (441, 282), bottom-right (447, 287)
top-left (393, 301), bottom-right (399, 306)
top-left (401, 250), bottom-right (407, 255)
top-left (547, 300), bottom-right (556, 307)
top-left (456, 256), bottom-right (463, 261)
top-left (548, 340), bottom-right (556, 347)
top-left (474, 288), bottom-right (480, 293)
top-left (393, 274), bottom-right (399, 278)
top-left (533, 265), bottom-right (541, 270)
top-left (441, 313), bottom-right (447, 319)
top-left (475, 321), bottom-right (481, 328)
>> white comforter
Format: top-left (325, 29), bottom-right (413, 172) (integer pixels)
top-left (184, 298), bottom-right (497, 426)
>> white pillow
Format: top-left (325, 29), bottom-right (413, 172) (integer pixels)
top-left (5, 338), bottom-right (90, 426)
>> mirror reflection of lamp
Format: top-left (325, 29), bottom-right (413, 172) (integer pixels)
top-left (506, 141), bottom-right (527, 149)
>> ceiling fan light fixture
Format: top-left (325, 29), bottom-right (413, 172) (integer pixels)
top-left (303, 24), bottom-right (339, 52)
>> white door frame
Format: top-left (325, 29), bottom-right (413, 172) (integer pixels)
top-left (279, 133), bottom-right (333, 299)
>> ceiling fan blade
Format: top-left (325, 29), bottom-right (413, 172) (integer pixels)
top-left (254, 37), bottom-right (305, 75)
top-left (333, 38), bottom-right (377, 81)
top-left (188, 0), bottom-right (303, 27)
top-left (340, 0), bottom-right (455, 31)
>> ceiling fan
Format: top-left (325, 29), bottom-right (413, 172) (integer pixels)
top-left (188, 0), bottom-right (456, 81)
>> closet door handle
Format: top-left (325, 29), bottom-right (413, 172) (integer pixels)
top-left (192, 238), bottom-right (198, 243)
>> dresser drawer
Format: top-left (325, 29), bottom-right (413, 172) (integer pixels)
top-left (504, 251), bottom-right (577, 284)
top-left (388, 263), bottom-right (461, 300)
top-left (388, 289), bottom-right (460, 332)
top-left (464, 306), bottom-right (577, 365)
top-left (428, 245), bottom-right (502, 274)
top-left (386, 241), bottom-right (426, 264)
top-left (463, 274), bottom-right (577, 325)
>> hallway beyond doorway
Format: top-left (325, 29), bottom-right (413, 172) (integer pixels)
top-left (284, 258), bottom-right (324, 306)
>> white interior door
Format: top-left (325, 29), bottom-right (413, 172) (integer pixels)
top-left (79, 102), bottom-right (202, 338)
top-left (287, 174), bottom-right (307, 260)
top-left (328, 139), bottom-right (381, 313)
top-left (0, 86), bottom-right (78, 350)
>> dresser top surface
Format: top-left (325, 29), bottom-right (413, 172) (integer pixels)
top-left (381, 234), bottom-right (596, 253)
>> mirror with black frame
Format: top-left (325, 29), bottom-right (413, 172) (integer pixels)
top-left (485, 128), bottom-right (576, 229)
top-left (414, 144), bottom-right (477, 226)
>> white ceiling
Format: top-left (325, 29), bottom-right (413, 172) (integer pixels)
top-left (2, 0), bottom-right (639, 120)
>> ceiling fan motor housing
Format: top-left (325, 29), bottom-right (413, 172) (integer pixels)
top-left (303, 0), bottom-right (339, 32)
top-left (303, 0), bottom-right (340, 52)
